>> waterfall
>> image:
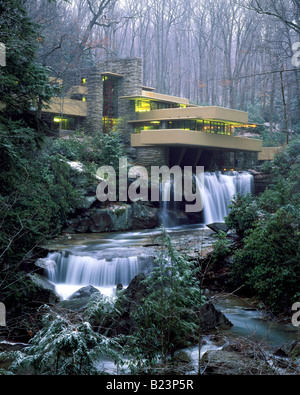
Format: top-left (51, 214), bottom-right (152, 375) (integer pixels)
top-left (159, 178), bottom-right (180, 228)
top-left (159, 170), bottom-right (254, 226)
top-left (199, 170), bottom-right (254, 224)
top-left (44, 250), bottom-right (153, 299)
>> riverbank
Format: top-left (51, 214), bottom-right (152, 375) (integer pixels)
top-left (1, 225), bottom-right (298, 375)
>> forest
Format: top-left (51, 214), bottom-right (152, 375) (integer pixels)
top-left (0, 0), bottom-right (299, 376)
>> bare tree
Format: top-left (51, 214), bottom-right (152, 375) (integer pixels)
top-left (237, 0), bottom-right (300, 35)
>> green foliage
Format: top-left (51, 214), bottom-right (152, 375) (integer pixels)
top-left (48, 132), bottom-right (89, 162)
top-left (231, 206), bottom-right (300, 312)
top-left (227, 139), bottom-right (300, 313)
top-left (6, 306), bottom-right (121, 375)
top-left (0, 142), bottom-right (81, 264)
top-left (211, 231), bottom-right (232, 262)
top-left (225, 193), bottom-right (259, 236)
top-left (258, 138), bottom-right (300, 213)
top-left (95, 131), bottom-right (124, 169)
top-left (261, 128), bottom-right (286, 147)
top-left (47, 130), bottom-right (124, 169)
top-left (83, 292), bottom-right (121, 336)
top-left (128, 228), bottom-right (205, 370)
top-left (272, 138), bottom-right (300, 174)
top-left (0, 0), bottom-right (54, 122)
top-left (0, 0), bottom-right (74, 288)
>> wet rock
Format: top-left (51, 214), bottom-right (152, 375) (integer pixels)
top-left (201, 349), bottom-right (273, 375)
top-left (173, 351), bottom-right (192, 364)
top-left (63, 204), bottom-right (135, 233)
top-left (27, 273), bottom-right (61, 304)
top-left (206, 222), bottom-right (229, 234)
top-left (200, 302), bottom-right (233, 332)
top-left (89, 209), bottom-right (112, 232)
top-left (75, 217), bottom-right (92, 233)
top-left (35, 258), bottom-right (56, 271)
top-left (57, 286), bottom-right (101, 311)
top-left (78, 196), bottom-right (97, 210)
top-left (69, 285), bottom-right (100, 300)
top-left (110, 273), bottom-right (147, 335)
top-left (249, 170), bottom-right (274, 195)
top-left (131, 202), bottom-right (160, 229)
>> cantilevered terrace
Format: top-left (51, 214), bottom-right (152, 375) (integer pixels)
top-left (120, 89), bottom-right (262, 153)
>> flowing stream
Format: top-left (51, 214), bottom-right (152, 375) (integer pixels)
top-left (41, 170), bottom-right (298, 373)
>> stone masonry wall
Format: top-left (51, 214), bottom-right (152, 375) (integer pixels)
top-left (135, 147), bottom-right (170, 169)
top-left (238, 151), bottom-right (259, 169)
top-left (86, 58), bottom-right (142, 144)
top-left (86, 67), bottom-right (103, 134)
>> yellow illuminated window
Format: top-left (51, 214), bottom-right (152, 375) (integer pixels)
top-left (53, 117), bottom-right (70, 130)
top-left (135, 100), bottom-right (151, 112)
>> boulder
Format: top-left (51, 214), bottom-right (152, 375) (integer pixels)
top-left (69, 285), bottom-right (101, 300)
top-left (200, 302), bottom-right (232, 332)
top-left (35, 258), bottom-right (56, 271)
top-left (124, 147), bottom-right (137, 160)
top-left (131, 202), bottom-right (160, 229)
top-left (77, 196), bottom-right (97, 210)
top-left (206, 222), bottom-right (229, 234)
top-left (89, 209), bottom-right (112, 231)
top-left (63, 204), bottom-right (134, 233)
top-left (27, 273), bottom-right (61, 304)
top-left (57, 285), bottom-right (101, 311)
top-left (110, 273), bottom-right (147, 335)
top-left (75, 217), bottom-right (91, 233)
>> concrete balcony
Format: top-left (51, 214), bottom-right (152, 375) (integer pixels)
top-left (130, 105), bottom-right (250, 125)
top-left (131, 129), bottom-right (263, 152)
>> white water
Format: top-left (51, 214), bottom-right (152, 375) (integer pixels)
top-left (44, 171), bottom-right (254, 299)
top-left (200, 170), bottom-right (254, 224)
top-left (44, 249), bottom-right (153, 299)
top-left (160, 170), bottom-right (254, 226)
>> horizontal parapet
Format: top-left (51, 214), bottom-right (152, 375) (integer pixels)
top-left (42, 98), bottom-right (87, 117)
top-left (130, 105), bottom-right (249, 124)
top-left (131, 129), bottom-right (263, 152)
top-left (258, 147), bottom-right (281, 160)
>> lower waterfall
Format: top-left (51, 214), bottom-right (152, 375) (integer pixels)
top-left (44, 249), bottom-right (153, 299)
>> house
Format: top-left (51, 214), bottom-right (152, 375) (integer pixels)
top-left (42, 57), bottom-right (265, 169)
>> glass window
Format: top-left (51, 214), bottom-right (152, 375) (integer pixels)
top-left (196, 120), bottom-right (203, 131)
top-left (203, 121), bottom-right (210, 132)
top-left (135, 100), bottom-right (151, 112)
